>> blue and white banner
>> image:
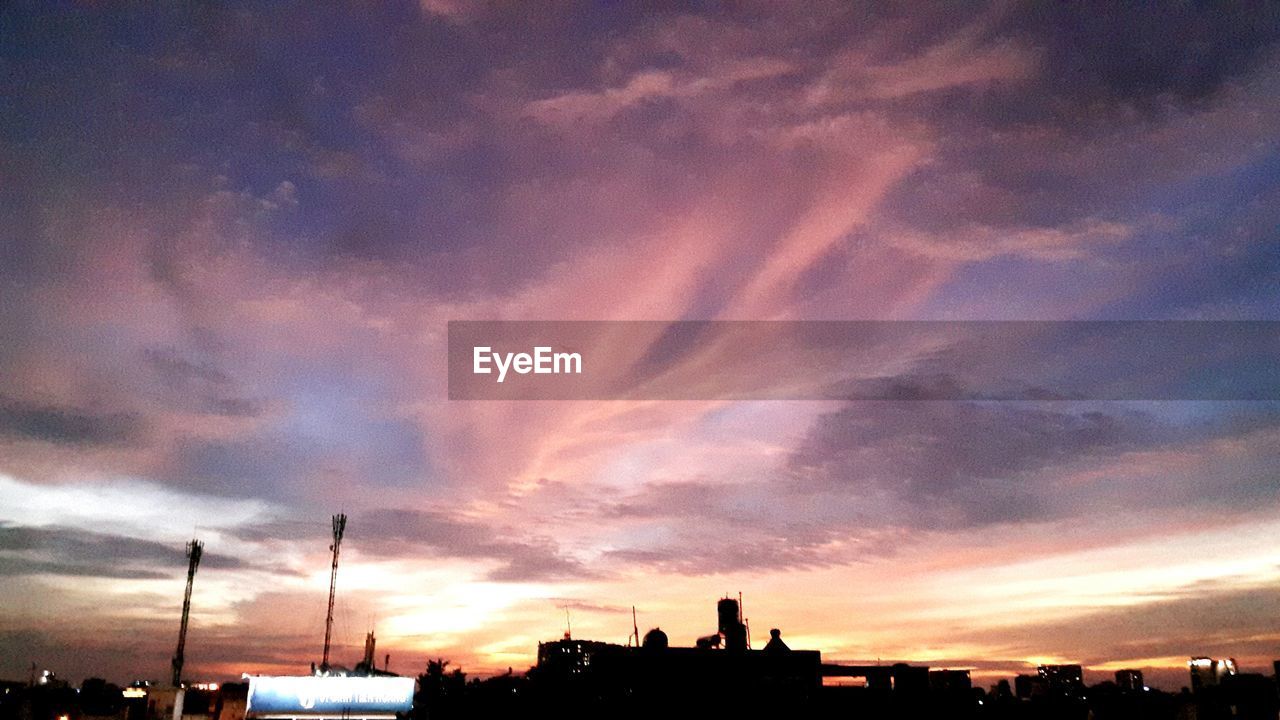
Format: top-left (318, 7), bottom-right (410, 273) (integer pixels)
top-left (247, 676), bottom-right (414, 717)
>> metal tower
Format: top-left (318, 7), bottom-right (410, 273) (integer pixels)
top-left (321, 514), bottom-right (346, 671)
top-left (171, 538), bottom-right (203, 687)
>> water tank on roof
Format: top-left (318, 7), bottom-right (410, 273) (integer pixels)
top-left (642, 627), bottom-right (668, 650)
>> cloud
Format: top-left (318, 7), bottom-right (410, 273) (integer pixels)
top-left (789, 400), bottom-right (1280, 529)
top-left (0, 398), bottom-right (142, 446)
top-left (524, 55), bottom-right (796, 127)
top-left (360, 509), bottom-right (591, 583)
top-left (886, 219), bottom-right (1134, 263)
top-left (807, 4), bottom-right (1038, 104)
top-left (143, 347), bottom-right (268, 418)
top-left (953, 579), bottom-right (1280, 671)
top-left (795, 403), bottom-right (1154, 490)
top-left (1001, 3), bottom-right (1280, 109)
top-left (598, 532), bottom-right (888, 577)
top-left (545, 599), bottom-right (630, 615)
top-left (417, 0), bottom-right (485, 22)
top-left (1, 0), bottom-right (1279, 683)
top-left (144, 347), bottom-right (230, 387)
top-left (584, 400), bottom-right (1280, 577)
top-left (597, 479), bottom-right (909, 575)
top-left (0, 522), bottom-right (244, 578)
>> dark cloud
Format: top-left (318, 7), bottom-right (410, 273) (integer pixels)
top-left (1007, 4), bottom-right (1280, 109)
top-left (360, 509), bottom-right (591, 583)
top-left (0, 621), bottom-right (319, 685)
top-left (169, 413), bottom-right (428, 499)
top-left (794, 403), bottom-right (1154, 491)
top-left (228, 518), bottom-right (333, 544)
top-left (204, 396), bottom-right (265, 418)
top-left (600, 479), bottom-right (909, 575)
top-left (598, 400), bottom-right (1280, 576)
top-left (0, 556), bottom-right (171, 580)
top-left (0, 398), bottom-right (142, 446)
top-left (144, 347), bottom-right (230, 386)
top-left (953, 580), bottom-right (1280, 670)
top-left (486, 546), bottom-right (587, 583)
top-left (1097, 168), bottom-right (1280, 319)
top-left (851, 5), bottom-right (1280, 321)
top-left (170, 436), bottom-right (313, 497)
top-left (610, 522), bottom-right (909, 576)
top-left (545, 599), bottom-right (630, 615)
top-left (0, 523), bottom-right (244, 578)
top-left (607, 480), bottom-right (748, 521)
top-left (0, 0), bottom-right (1277, 683)
top-left (601, 535), bottom-right (837, 577)
top-left (875, 3), bottom-right (1280, 138)
top-left (790, 400), bottom-right (1280, 529)
top-left (143, 347), bottom-right (270, 418)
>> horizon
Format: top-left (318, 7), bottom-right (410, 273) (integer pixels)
top-left (1, 1), bottom-right (1278, 699)
top-left (8, 587), bottom-right (1273, 694)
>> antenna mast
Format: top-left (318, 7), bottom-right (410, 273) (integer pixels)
top-left (321, 514), bottom-right (347, 671)
top-left (171, 539), bottom-right (203, 687)
top-left (740, 591), bottom-right (751, 649)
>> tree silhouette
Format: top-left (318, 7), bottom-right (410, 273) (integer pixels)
top-left (413, 659), bottom-right (466, 720)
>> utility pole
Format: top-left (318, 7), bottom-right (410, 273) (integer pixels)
top-left (172, 539), bottom-right (203, 687)
top-left (321, 514), bottom-right (346, 672)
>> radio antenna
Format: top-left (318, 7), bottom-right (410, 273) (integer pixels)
top-left (321, 513), bottom-right (347, 671)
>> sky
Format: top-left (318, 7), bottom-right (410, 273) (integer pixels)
top-left (1, 0), bottom-right (1279, 692)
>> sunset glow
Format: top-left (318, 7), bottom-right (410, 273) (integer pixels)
top-left (1, 2), bottom-right (1278, 697)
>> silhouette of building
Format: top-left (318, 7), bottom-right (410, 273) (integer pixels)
top-left (929, 670), bottom-right (972, 694)
top-left (818, 662), bottom-right (930, 694)
top-left (762, 628), bottom-right (789, 653)
top-left (992, 678), bottom-right (1014, 704)
top-left (1115, 668), bottom-right (1145, 692)
top-left (1215, 673), bottom-right (1279, 720)
top-left (1037, 664), bottom-right (1084, 698)
top-left (1188, 657), bottom-right (1237, 692)
top-left (641, 627), bottom-right (668, 650)
top-left (534, 630), bottom-right (821, 699)
top-left (533, 598), bottom-right (823, 714)
top-left (717, 597), bottom-right (748, 652)
top-left (1014, 673), bottom-right (1046, 700)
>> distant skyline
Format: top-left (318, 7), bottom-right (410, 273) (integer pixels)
top-left (1, 2), bottom-right (1279, 691)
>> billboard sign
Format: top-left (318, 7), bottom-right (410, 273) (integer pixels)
top-left (246, 676), bottom-right (414, 718)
